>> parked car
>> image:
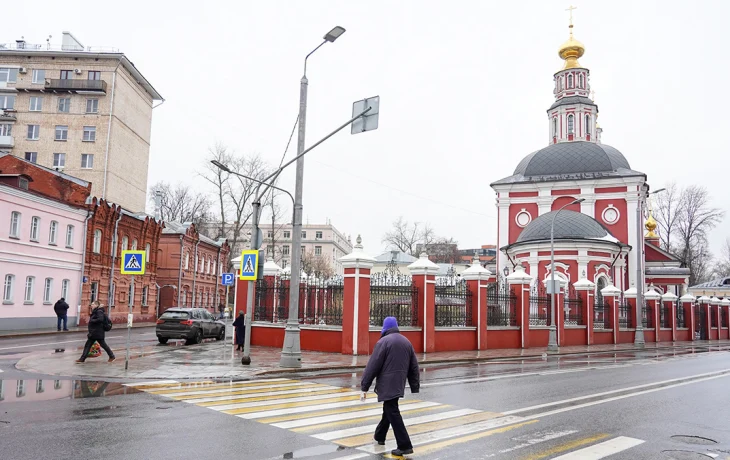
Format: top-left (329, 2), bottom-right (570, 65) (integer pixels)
top-left (156, 308), bottom-right (225, 345)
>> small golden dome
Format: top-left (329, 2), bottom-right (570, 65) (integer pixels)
top-left (645, 214), bottom-right (658, 238)
top-left (558, 31), bottom-right (585, 70)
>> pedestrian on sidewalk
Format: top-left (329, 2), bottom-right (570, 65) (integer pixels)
top-left (361, 316), bottom-right (420, 457)
top-left (233, 311), bottom-right (246, 351)
top-left (218, 303), bottom-right (225, 320)
top-left (76, 302), bottom-right (115, 363)
top-left (53, 297), bottom-right (70, 331)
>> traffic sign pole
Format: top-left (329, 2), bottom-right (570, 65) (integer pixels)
top-left (125, 275), bottom-right (133, 371)
top-left (119, 250), bottom-right (145, 372)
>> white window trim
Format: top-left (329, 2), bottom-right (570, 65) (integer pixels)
top-left (32, 69), bottom-right (45, 84)
top-left (86, 98), bottom-right (99, 114)
top-left (93, 230), bottom-right (102, 254)
top-left (66, 225), bottom-right (74, 248)
top-left (53, 153), bottom-right (66, 169)
top-left (10, 211), bottom-right (21, 238)
top-left (49, 221), bottom-right (58, 245)
top-left (3, 274), bottom-right (14, 303)
top-left (30, 216), bottom-right (40, 242)
top-left (29, 97), bottom-right (42, 112)
top-left (61, 279), bottom-right (70, 300)
top-left (55, 126), bottom-right (68, 141)
top-left (24, 276), bottom-right (35, 303)
top-left (43, 278), bottom-right (53, 304)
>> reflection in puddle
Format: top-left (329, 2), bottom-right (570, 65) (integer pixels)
top-left (0, 379), bottom-right (140, 403)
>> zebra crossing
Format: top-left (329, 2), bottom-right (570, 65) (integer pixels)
top-left (125, 378), bottom-right (646, 459)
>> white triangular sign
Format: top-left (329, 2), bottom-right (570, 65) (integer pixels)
top-left (243, 255), bottom-right (255, 274)
top-left (125, 255), bottom-right (141, 270)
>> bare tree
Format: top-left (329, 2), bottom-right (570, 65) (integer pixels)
top-left (262, 188), bottom-right (289, 266)
top-left (381, 217), bottom-right (437, 255)
top-left (149, 182), bottom-right (211, 225)
top-left (199, 142), bottom-right (234, 239)
top-left (713, 239), bottom-right (730, 279)
top-left (301, 251), bottom-right (335, 279)
top-left (653, 182), bottom-right (681, 253)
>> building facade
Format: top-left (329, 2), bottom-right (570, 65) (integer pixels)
top-left (0, 153), bottom-right (91, 330)
top-left (0, 32), bottom-right (163, 212)
top-left (157, 222), bottom-right (229, 313)
top-left (80, 198), bottom-right (163, 325)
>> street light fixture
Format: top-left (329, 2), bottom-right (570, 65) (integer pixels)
top-left (210, 160), bottom-right (231, 173)
top-left (324, 26), bottom-right (346, 42)
top-left (547, 198), bottom-right (585, 352)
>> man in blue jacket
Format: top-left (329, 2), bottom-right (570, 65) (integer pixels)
top-left (361, 316), bottom-right (420, 457)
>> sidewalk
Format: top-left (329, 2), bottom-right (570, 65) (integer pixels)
top-left (15, 339), bottom-right (730, 381)
top-left (0, 323), bottom-right (156, 339)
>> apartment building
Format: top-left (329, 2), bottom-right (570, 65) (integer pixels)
top-left (0, 32), bottom-right (163, 212)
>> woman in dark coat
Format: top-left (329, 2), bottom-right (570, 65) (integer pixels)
top-left (76, 302), bottom-right (116, 363)
top-left (232, 311), bottom-right (246, 351)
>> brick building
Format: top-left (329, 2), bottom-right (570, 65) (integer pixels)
top-left (80, 198), bottom-right (163, 325)
top-left (157, 222), bottom-right (229, 313)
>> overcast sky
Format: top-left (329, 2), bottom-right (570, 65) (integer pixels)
top-left (5, 0), bottom-right (729, 257)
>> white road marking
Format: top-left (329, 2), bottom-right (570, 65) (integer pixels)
top-left (160, 381), bottom-right (316, 397)
top-left (331, 454), bottom-right (369, 460)
top-left (182, 386), bottom-right (343, 404)
top-left (238, 399), bottom-right (382, 419)
top-left (209, 391), bottom-right (362, 411)
top-left (551, 436), bottom-right (645, 459)
top-left (482, 429), bottom-right (579, 457)
top-left (271, 402), bottom-right (441, 429)
top-left (314, 408), bottom-right (480, 441)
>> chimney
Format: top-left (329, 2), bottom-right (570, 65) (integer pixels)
top-left (154, 189), bottom-right (162, 221)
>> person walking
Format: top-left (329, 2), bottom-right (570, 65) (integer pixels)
top-left (232, 310), bottom-right (246, 351)
top-left (76, 302), bottom-right (115, 363)
top-left (361, 316), bottom-right (420, 457)
top-left (53, 297), bottom-right (70, 331)
top-left (218, 303), bottom-right (225, 320)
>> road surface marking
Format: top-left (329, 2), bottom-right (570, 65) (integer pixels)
top-left (550, 436), bottom-right (645, 459)
top-left (330, 454), bottom-right (369, 460)
top-left (314, 408), bottom-right (480, 441)
top-left (0, 333), bottom-right (152, 351)
top-left (523, 434), bottom-right (610, 460)
top-left (156, 382), bottom-right (321, 398)
top-left (220, 394), bottom-right (364, 414)
top-left (146, 380), bottom-right (305, 396)
top-left (201, 390), bottom-right (361, 409)
top-left (191, 387), bottom-right (351, 405)
top-left (289, 405), bottom-right (446, 433)
top-left (255, 400), bottom-right (422, 423)
top-left (271, 402), bottom-right (442, 429)
top-left (483, 429), bottom-right (579, 456)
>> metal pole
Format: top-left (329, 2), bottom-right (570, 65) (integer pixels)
top-left (634, 187), bottom-right (646, 346)
top-left (280, 74), bottom-right (308, 368)
top-left (125, 275), bottom-right (133, 370)
top-left (242, 199), bottom-right (261, 361)
top-left (548, 212), bottom-right (559, 352)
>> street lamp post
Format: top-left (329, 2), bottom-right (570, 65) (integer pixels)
top-left (281, 26), bottom-right (346, 369)
top-left (548, 198), bottom-right (585, 352)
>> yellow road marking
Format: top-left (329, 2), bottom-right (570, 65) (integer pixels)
top-left (167, 383), bottom-right (324, 400)
top-left (146, 380), bottom-right (300, 395)
top-left (254, 401), bottom-right (419, 423)
top-left (522, 433), bottom-right (610, 460)
top-left (382, 419), bottom-right (539, 458)
top-left (333, 411), bottom-right (503, 447)
top-left (223, 395), bottom-right (363, 415)
top-left (289, 405), bottom-right (449, 433)
top-left (197, 388), bottom-right (352, 407)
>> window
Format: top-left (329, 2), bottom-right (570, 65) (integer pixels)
top-left (283, 231), bottom-right (291, 239)
top-left (131, 239), bottom-right (138, 250)
top-left (315, 246), bottom-right (322, 256)
top-left (0, 68), bottom-right (18, 83)
top-left (90, 282), bottom-right (98, 302)
top-left (65, 225), bottom-right (74, 248)
top-left (54, 380), bottom-right (62, 390)
top-left (200, 256), bottom-right (204, 272)
top-left (585, 114), bottom-right (591, 136)
top-left (30, 217), bottom-right (40, 241)
top-left (82, 126), bottom-right (96, 142)
top-left (43, 278), bottom-right (53, 303)
top-left (567, 115), bottom-right (574, 134)
top-left (301, 246), bottom-right (306, 253)
top-left (58, 97), bottom-right (70, 113)
top-left (16, 380), bottom-right (25, 398)
top-left (60, 70), bottom-right (73, 80)
top-left (29, 96), bottom-right (42, 112)
top-left (145, 243), bottom-right (150, 263)
top-left (9, 211), bottom-right (21, 238)
top-left (267, 231), bottom-right (273, 238)
top-left (32, 69), bottom-right (45, 84)
top-left (266, 246), bottom-right (274, 256)
top-left (86, 98), bottom-right (99, 114)
top-left (81, 154), bottom-right (94, 169)
top-left (36, 380), bottom-right (44, 394)
top-left (181, 291), bottom-right (187, 306)
top-left (61, 279), bottom-right (70, 300)
top-left (24, 276), bottom-right (35, 303)
top-left (282, 245), bottom-right (290, 255)
top-left (206, 258), bottom-right (211, 274)
top-left (0, 95), bottom-right (15, 110)
top-left (53, 153), bottom-right (66, 168)
top-left (93, 230), bottom-right (102, 253)
top-left (567, 74), bottom-right (574, 88)
top-left (552, 118), bottom-right (557, 137)
top-left (3, 275), bottom-right (14, 302)
top-left (0, 124), bottom-right (11, 136)
top-left (121, 236), bottom-right (128, 252)
top-left (184, 251), bottom-right (189, 269)
top-left (88, 71), bottom-right (101, 81)
top-left (142, 286), bottom-right (148, 306)
top-left (316, 231), bottom-right (323, 239)
top-left (578, 73), bottom-right (584, 88)
top-left (49, 221), bottom-right (58, 245)
top-left (55, 125), bottom-right (68, 141)
top-left (27, 125), bottom-right (40, 140)
top-left (302, 231), bottom-right (307, 239)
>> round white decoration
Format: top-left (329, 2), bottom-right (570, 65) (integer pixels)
top-left (515, 209), bottom-right (532, 228)
top-left (602, 205), bottom-right (620, 225)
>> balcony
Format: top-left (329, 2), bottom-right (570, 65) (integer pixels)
top-left (44, 79), bottom-right (107, 93)
top-left (0, 135), bottom-right (14, 148)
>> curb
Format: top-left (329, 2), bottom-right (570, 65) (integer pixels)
top-left (0, 324), bottom-right (156, 339)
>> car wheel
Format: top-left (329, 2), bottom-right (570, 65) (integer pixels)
top-left (158, 337), bottom-right (169, 344)
top-left (194, 329), bottom-right (203, 344)
top-left (216, 328), bottom-right (225, 341)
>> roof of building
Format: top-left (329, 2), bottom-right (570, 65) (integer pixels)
top-left (375, 251), bottom-right (418, 264)
top-left (0, 153), bottom-right (89, 187)
top-left (548, 96), bottom-right (597, 111)
top-left (691, 277), bottom-right (730, 289)
top-left (645, 267), bottom-right (691, 276)
top-left (514, 210), bottom-right (620, 245)
top-left (491, 141), bottom-right (645, 186)
top-left (162, 221), bottom-right (226, 247)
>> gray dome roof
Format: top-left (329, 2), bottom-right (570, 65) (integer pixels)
top-left (548, 96), bottom-right (597, 111)
top-left (513, 141), bottom-right (631, 177)
top-left (516, 210), bottom-right (615, 244)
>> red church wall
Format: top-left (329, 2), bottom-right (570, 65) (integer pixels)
top-left (487, 330), bottom-right (521, 349)
top-left (595, 199), bottom-right (628, 243)
top-left (593, 331), bottom-right (613, 344)
top-left (551, 188), bottom-right (581, 196)
top-left (645, 244), bottom-right (675, 263)
top-left (617, 330), bottom-right (634, 343)
top-left (564, 328), bottom-right (587, 346)
top-left (509, 191), bottom-right (539, 198)
top-left (537, 251), bottom-right (577, 256)
top-left (528, 329), bottom-right (550, 347)
top-left (434, 330), bottom-right (477, 352)
top-left (509, 203), bottom-right (538, 243)
top-left (588, 251), bottom-right (611, 257)
top-left (595, 186), bottom-right (628, 194)
top-left (676, 329), bottom-right (691, 341)
top-left (538, 260), bottom-right (578, 283)
top-left (551, 196), bottom-right (581, 212)
top-left (588, 261), bottom-right (612, 279)
top-left (369, 330), bottom-right (423, 353)
top-left (250, 326), bottom-right (342, 353)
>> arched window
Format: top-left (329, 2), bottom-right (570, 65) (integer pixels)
top-left (567, 114), bottom-right (574, 133)
top-left (145, 243), bottom-right (151, 264)
top-left (30, 216), bottom-right (40, 241)
top-left (93, 230), bottom-right (102, 254)
top-left (578, 74), bottom-right (584, 88)
top-left (585, 114), bottom-right (591, 135)
top-left (559, 76), bottom-right (564, 90)
top-left (184, 251), bottom-right (189, 269)
top-left (596, 276), bottom-right (607, 305)
top-left (567, 74), bottom-right (574, 88)
top-left (121, 236), bottom-right (128, 252)
top-left (552, 117), bottom-right (558, 137)
top-left (131, 239), bottom-right (138, 250)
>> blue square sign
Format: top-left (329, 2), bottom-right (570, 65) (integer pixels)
top-left (239, 250), bottom-right (258, 281)
top-left (221, 273), bottom-right (234, 286)
top-left (120, 250), bottom-right (145, 275)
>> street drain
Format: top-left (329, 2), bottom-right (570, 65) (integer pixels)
top-left (662, 450), bottom-right (713, 460)
top-left (671, 435), bottom-right (718, 445)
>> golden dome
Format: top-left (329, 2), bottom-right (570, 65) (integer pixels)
top-left (645, 214), bottom-right (658, 238)
top-left (558, 31), bottom-right (585, 70)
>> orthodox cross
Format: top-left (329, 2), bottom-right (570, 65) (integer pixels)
top-left (566, 5), bottom-right (577, 27)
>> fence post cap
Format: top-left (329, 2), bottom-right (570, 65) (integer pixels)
top-left (679, 293), bottom-right (696, 303)
top-left (600, 284), bottom-right (621, 296)
top-left (408, 252), bottom-right (440, 275)
top-left (661, 291), bottom-right (678, 302)
top-left (340, 234), bottom-right (376, 268)
top-left (573, 278), bottom-right (595, 291)
top-left (709, 296), bottom-right (721, 305)
top-left (697, 295), bottom-right (712, 303)
top-left (506, 265), bottom-right (533, 284)
top-left (263, 257), bottom-right (282, 276)
top-left (644, 289), bottom-right (662, 300)
top-left (721, 298), bottom-right (730, 306)
top-left (623, 287), bottom-right (638, 299)
top-left (462, 259), bottom-right (491, 280)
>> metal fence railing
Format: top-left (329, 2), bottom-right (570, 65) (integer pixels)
top-left (254, 277), bottom-right (344, 326)
top-left (370, 273), bottom-right (418, 327)
top-left (529, 282), bottom-right (550, 326)
top-left (488, 279), bottom-right (517, 327)
top-left (660, 305), bottom-right (672, 328)
top-left (564, 284), bottom-right (584, 326)
top-left (711, 306), bottom-right (719, 328)
top-left (434, 278), bottom-right (473, 327)
top-left (676, 304), bottom-right (686, 328)
top-left (593, 302), bottom-right (610, 330)
top-left (618, 301), bottom-right (632, 329)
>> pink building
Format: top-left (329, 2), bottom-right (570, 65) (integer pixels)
top-left (0, 154), bottom-right (91, 330)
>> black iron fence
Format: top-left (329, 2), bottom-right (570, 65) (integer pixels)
top-left (593, 301), bottom-right (610, 330)
top-left (370, 273), bottom-right (418, 327)
top-left (618, 301), bottom-right (632, 329)
top-left (642, 303), bottom-right (654, 328)
top-left (660, 304), bottom-right (672, 328)
top-left (529, 282), bottom-right (550, 326)
top-left (711, 306), bottom-right (718, 328)
top-left (487, 279), bottom-right (517, 326)
top-left (723, 307), bottom-right (729, 328)
top-left (435, 278), bottom-right (473, 327)
top-left (254, 277), bottom-right (344, 326)
top-left (564, 284), bottom-right (584, 326)
top-left (676, 303), bottom-right (686, 328)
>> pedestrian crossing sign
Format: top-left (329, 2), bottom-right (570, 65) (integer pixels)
top-left (120, 250), bottom-right (146, 275)
top-left (239, 250), bottom-right (258, 281)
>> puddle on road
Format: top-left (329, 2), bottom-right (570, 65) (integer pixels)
top-left (281, 444), bottom-right (352, 458)
top-left (0, 379), bottom-right (140, 403)
top-left (662, 451), bottom-right (714, 460)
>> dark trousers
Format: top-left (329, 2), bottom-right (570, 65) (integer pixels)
top-left (374, 398), bottom-right (412, 450)
top-left (79, 337), bottom-right (114, 361)
top-left (57, 314), bottom-right (68, 331)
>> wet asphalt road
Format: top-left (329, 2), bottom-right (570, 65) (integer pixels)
top-left (1, 344), bottom-right (730, 460)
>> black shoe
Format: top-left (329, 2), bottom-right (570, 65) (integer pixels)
top-left (63, 329), bottom-right (69, 331)
top-left (373, 438), bottom-right (385, 446)
top-left (57, 329), bottom-right (61, 331)
top-left (391, 448), bottom-right (413, 457)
